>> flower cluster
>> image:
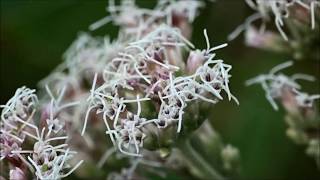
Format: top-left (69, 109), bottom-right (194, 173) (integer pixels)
top-left (82, 22), bottom-right (238, 157)
top-left (91, 0), bottom-right (203, 38)
top-left (246, 61), bottom-right (320, 161)
top-left (246, 61), bottom-right (319, 110)
top-left (39, 33), bottom-right (124, 97)
top-left (229, 0), bottom-right (320, 41)
top-left (0, 87), bottom-right (83, 179)
top-left (63, 0), bottom-right (238, 159)
top-left (39, 0), bottom-right (205, 139)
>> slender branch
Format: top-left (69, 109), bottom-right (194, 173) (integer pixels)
top-left (180, 140), bottom-right (225, 180)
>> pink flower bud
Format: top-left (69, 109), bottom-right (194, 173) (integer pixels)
top-left (10, 167), bottom-right (26, 180)
top-left (186, 50), bottom-right (205, 74)
top-left (172, 11), bottom-right (192, 39)
top-left (280, 87), bottom-right (300, 115)
top-left (245, 26), bottom-right (284, 52)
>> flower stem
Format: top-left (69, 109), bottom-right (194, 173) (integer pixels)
top-left (180, 140), bottom-right (225, 180)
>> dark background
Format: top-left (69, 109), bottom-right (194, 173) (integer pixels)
top-left (1, 0), bottom-right (320, 179)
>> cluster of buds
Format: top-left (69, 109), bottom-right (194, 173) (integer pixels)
top-left (246, 61), bottom-right (320, 162)
top-left (0, 86), bottom-right (83, 179)
top-left (229, 1), bottom-right (320, 60)
top-left (90, 0), bottom-right (203, 38)
top-left (229, 0), bottom-right (320, 41)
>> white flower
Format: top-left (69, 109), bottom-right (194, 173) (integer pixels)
top-left (230, 0), bottom-right (320, 41)
top-left (246, 61), bottom-right (318, 110)
top-left (23, 128), bottom-right (83, 180)
top-left (81, 1), bottom-right (237, 158)
top-left (1, 86), bottom-right (37, 122)
top-left (1, 86), bottom-right (83, 179)
top-left (294, 90), bottom-right (320, 107)
top-left (46, 118), bottom-right (64, 134)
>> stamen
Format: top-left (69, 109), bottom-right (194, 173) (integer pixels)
top-left (270, 61), bottom-right (293, 74)
top-left (28, 156), bottom-right (44, 180)
top-left (136, 95), bottom-right (141, 116)
top-left (118, 140), bottom-right (142, 157)
top-left (45, 136), bottom-right (68, 143)
top-left (0, 130), bottom-right (24, 143)
top-left (22, 131), bottom-right (39, 141)
top-left (11, 150), bottom-right (33, 154)
top-left (89, 16), bottom-right (112, 31)
top-left (81, 105), bottom-right (96, 136)
top-left (103, 111), bottom-right (116, 145)
top-left (60, 160), bottom-right (84, 178)
top-left (203, 29), bottom-right (210, 51)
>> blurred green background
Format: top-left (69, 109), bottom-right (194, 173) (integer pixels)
top-left (1, 0), bottom-right (319, 179)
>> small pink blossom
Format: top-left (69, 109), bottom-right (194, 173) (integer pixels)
top-left (10, 167), bottom-right (26, 180)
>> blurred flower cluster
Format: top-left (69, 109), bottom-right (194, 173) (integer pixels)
top-left (247, 61), bottom-right (320, 167)
top-left (230, 0), bottom-right (320, 60)
top-left (234, 0), bottom-right (320, 169)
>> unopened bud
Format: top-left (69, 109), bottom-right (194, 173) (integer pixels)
top-left (10, 167), bottom-right (26, 180)
top-left (245, 26), bottom-right (285, 52)
top-left (286, 128), bottom-right (308, 144)
top-left (221, 144), bottom-right (240, 171)
top-left (306, 139), bottom-right (320, 158)
top-left (186, 50), bottom-right (205, 74)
